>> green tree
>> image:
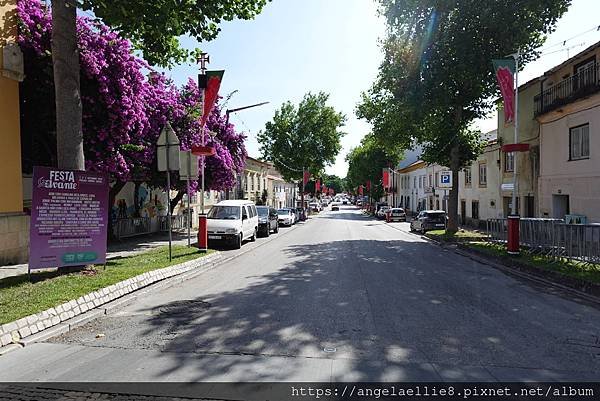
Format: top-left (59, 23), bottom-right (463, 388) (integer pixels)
top-left (358, 0), bottom-right (569, 232)
top-left (50, 0), bottom-right (268, 170)
top-left (345, 134), bottom-right (403, 202)
top-left (258, 92), bottom-right (346, 208)
top-left (323, 174), bottom-right (344, 194)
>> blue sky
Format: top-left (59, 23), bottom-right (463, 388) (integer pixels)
top-left (162, 0), bottom-right (600, 177)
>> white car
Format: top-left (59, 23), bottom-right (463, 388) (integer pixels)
top-left (377, 206), bottom-right (390, 218)
top-left (277, 208), bottom-right (295, 226)
top-left (207, 200), bottom-right (259, 249)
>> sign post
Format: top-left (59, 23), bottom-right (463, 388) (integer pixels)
top-left (179, 150), bottom-right (199, 247)
top-left (29, 167), bottom-right (109, 272)
top-left (157, 122), bottom-right (180, 261)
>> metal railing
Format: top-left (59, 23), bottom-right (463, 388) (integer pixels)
top-left (486, 218), bottom-right (600, 265)
top-left (159, 214), bottom-right (191, 231)
top-left (114, 217), bottom-right (151, 239)
top-left (534, 62), bottom-right (600, 116)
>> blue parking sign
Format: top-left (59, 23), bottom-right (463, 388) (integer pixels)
top-left (439, 171), bottom-right (452, 187)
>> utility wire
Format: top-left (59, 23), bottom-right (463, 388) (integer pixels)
top-left (537, 24), bottom-right (600, 52)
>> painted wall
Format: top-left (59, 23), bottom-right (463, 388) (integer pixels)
top-left (538, 98), bottom-right (600, 222)
top-left (0, 0), bottom-right (24, 214)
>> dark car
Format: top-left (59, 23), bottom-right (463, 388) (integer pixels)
top-left (410, 210), bottom-right (447, 233)
top-left (256, 206), bottom-right (279, 237)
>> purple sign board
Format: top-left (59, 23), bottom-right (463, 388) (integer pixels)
top-left (29, 166), bottom-right (109, 269)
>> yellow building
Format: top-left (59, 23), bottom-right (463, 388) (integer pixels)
top-left (1, 0), bottom-right (28, 264)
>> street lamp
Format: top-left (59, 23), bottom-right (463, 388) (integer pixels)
top-left (225, 102), bottom-right (270, 126)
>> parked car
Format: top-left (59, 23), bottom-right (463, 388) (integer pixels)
top-left (387, 207), bottom-right (406, 222)
top-left (289, 207), bottom-right (300, 223)
top-left (256, 206), bottom-right (279, 237)
top-left (207, 200), bottom-right (258, 249)
top-left (277, 208), bottom-right (295, 226)
top-left (309, 202), bottom-right (321, 212)
top-left (410, 210), bottom-right (447, 233)
top-left (376, 206), bottom-right (390, 219)
top-left (331, 203), bottom-right (340, 211)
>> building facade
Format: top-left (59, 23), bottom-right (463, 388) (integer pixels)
top-left (535, 42), bottom-right (600, 222)
top-left (1, 0), bottom-right (28, 264)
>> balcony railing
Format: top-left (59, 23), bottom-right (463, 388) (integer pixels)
top-left (534, 62), bottom-right (600, 116)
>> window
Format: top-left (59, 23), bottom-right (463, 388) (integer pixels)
top-left (505, 152), bottom-right (514, 172)
top-left (570, 124), bottom-right (590, 160)
top-left (435, 172), bottom-right (439, 187)
top-left (479, 163), bottom-right (487, 186)
top-left (413, 177), bottom-right (417, 188)
top-left (464, 168), bottom-right (472, 186)
top-left (428, 174), bottom-right (432, 187)
top-left (472, 200), bottom-right (480, 220)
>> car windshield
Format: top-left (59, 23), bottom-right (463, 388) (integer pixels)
top-left (256, 207), bottom-right (269, 216)
top-left (207, 206), bottom-right (240, 220)
top-left (277, 209), bottom-right (290, 215)
top-left (425, 212), bottom-right (446, 220)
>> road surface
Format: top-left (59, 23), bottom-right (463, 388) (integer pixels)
top-left (1, 205), bottom-right (600, 383)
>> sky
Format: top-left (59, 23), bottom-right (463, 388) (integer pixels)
top-left (162, 0), bottom-right (600, 178)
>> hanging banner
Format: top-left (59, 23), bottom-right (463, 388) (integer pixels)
top-left (492, 59), bottom-right (516, 123)
top-left (358, 185), bottom-right (364, 196)
top-left (303, 170), bottom-right (310, 186)
top-left (382, 169), bottom-right (390, 189)
top-left (315, 179), bottom-right (321, 192)
top-left (29, 166), bottom-right (109, 269)
top-left (366, 180), bottom-right (371, 192)
top-left (200, 70), bottom-right (225, 128)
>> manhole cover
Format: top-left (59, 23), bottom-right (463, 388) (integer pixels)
top-left (158, 300), bottom-right (211, 315)
top-left (323, 347), bottom-right (337, 353)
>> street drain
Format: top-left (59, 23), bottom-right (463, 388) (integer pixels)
top-left (158, 300), bottom-right (211, 316)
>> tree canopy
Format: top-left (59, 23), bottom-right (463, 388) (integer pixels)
top-left (79, 0), bottom-right (269, 67)
top-left (257, 92), bottom-right (346, 183)
top-left (345, 134), bottom-right (403, 201)
top-left (357, 0), bottom-right (570, 230)
top-left (18, 0), bottom-right (247, 202)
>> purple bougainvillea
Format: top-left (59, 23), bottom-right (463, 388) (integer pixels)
top-left (17, 0), bottom-right (247, 194)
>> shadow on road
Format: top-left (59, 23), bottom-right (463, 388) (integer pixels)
top-left (133, 237), bottom-right (600, 381)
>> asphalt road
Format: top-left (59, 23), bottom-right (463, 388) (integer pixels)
top-left (1, 205), bottom-right (600, 383)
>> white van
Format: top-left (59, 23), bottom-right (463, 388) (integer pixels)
top-left (206, 200), bottom-right (259, 249)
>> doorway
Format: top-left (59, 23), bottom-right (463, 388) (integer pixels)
top-left (552, 194), bottom-right (569, 219)
top-left (460, 200), bottom-right (466, 225)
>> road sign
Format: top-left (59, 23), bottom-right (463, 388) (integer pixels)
top-left (157, 122), bottom-right (180, 172)
top-left (179, 151), bottom-right (199, 180)
top-left (439, 171), bottom-right (452, 188)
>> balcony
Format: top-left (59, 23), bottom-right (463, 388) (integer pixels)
top-left (534, 62), bottom-right (600, 117)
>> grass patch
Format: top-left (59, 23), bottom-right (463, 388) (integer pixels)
top-left (427, 228), bottom-right (486, 242)
top-left (467, 242), bottom-right (600, 284)
top-left (0, 246), bottom-right (212, 325)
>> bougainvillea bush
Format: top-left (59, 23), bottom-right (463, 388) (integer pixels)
top-left (17, 0), bottom-right (247, 199)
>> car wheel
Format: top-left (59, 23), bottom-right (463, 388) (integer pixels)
top-left (266, 226), bottom-right (271, 237)
top-left (274, 223), bottom-right (279, 233)
top-left (250, 228), bottom-right (257, 242)
top-left (234, 233), bottom-right (242, 249)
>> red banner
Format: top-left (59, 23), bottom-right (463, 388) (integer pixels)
top-left (492, 59), bottom-right (515, 123)
top-left (200, 70), bottom-right (225, 128)
top-left (358, 185), bottom-right (363, 196)
top-left (366, 181), bottom-right (371, 191)
top-left (303, 170), bottom-right (310, 186)
top-left (316, 179), bottom-right (321, 192)
top-left (382, 169), bottom-right (390, 189)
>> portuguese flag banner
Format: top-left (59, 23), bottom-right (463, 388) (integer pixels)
top-left (315, 179), bottom-right (321, 192)
top-left (201, 70), bottom-right (225, 128)
top-left (382, 169), bottom-right (390, 189)
top-left (303, 170), bottom-right (310, 186)
top-left (492, 59), bottom-right (515, 123)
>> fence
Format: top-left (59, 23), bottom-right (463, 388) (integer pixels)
top-left (114, 217), bottom-right (151, 240)
top-left (159, 214), bottom-right (191, 232)
top-left (486, 218), bottom-right (600, 265)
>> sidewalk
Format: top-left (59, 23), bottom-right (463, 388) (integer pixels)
top-left (0, 230), bottom-right (199, 280)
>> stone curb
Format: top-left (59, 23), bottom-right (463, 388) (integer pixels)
top-left (0, 251), bottom-right (222, 353)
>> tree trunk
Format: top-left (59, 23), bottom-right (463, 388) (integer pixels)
top-left (51, 0), bottom-right (84, 170)
top-left (447, 142), bottom-right (461, 233)
top-left (170, 190), bottom-right (185, 212)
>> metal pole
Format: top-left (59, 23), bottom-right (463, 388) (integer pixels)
top-left (512, 50), bottom-right (519, 215)
top-left (166, 147), bottom-right (172, 262)
top-left (187, 151), bottom-right (191, 247)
